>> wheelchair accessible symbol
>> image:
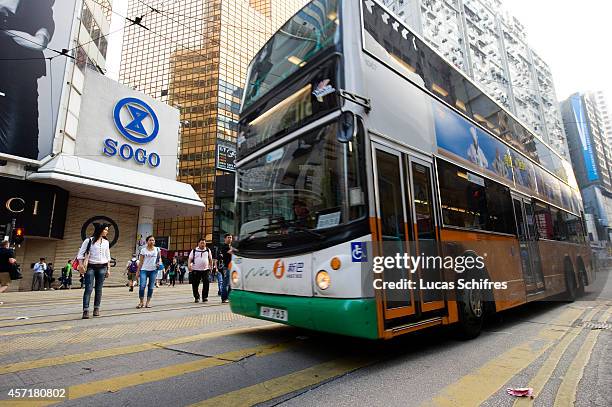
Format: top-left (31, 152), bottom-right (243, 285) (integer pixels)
top-left (351, 242), bottom-right (367, 262)
top-left (113, 97), bottom-right (159, 144)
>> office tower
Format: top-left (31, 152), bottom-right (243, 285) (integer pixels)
top-left (120, 0), bottom-right (308, 251)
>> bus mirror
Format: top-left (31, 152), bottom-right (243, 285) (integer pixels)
top-left (337, 112), bottom-right (355, 143)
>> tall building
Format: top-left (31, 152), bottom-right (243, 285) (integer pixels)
top-left (119, 0), bottom-right (308, 252)
top-left (560, 92), bottom-right (612, 244)
top-left (382, 0), bottom-right (569, 159)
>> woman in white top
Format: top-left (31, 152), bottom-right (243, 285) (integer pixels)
top-left (137, 235), bottom-right (161, 309)
top-left (77, 224), bottom-right (111, 319)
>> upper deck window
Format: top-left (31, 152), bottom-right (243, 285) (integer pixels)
top-left (242, 0), bottom-right (340, 111)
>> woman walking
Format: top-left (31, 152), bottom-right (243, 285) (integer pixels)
top-left (168, 257), bottom-right (178, 287)
top-left (137, 235), bottom-right (161, 309)
top-left (77, 224), bottom-right (111, 319)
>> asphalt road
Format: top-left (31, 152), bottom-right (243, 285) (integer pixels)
top-left (0, 269), bottom-right (610, 407)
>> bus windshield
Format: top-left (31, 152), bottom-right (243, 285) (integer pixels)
top-left (236, 120), bottom-right (365, 247)
top-left (242, 0), bottom-right (340, 110)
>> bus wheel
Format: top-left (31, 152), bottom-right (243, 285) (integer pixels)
top-left (563, 268), bottom-right (577, 302)
top-left (455, 274), bottom-right (485, 340)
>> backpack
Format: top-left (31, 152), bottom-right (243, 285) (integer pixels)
top-left (128, 260), bottom-right (138, 273)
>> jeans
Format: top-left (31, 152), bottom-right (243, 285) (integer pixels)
top-left (220, 267), bottom-right (231, 301)
top-left (217, 270), bottom-right (223, 295)
top-left (191, 269), bottom-right (210, 300)
top-left (31, 273), bottom-right (44, 291)
top-left (139, 269), bottom-right (157, 299)
top-left (82, 265), bottom-right (107, 311)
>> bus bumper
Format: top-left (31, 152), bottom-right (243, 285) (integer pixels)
top-left (229, 290), bottom-right (379, 340)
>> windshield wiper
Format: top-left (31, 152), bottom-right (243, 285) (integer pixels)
top-left (242, 219), bottom-right (325, 241)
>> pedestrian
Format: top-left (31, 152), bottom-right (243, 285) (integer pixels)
top-left (218, 234), bottom-right (234, 303)
top-left (31, 257), bottom-right (46, 291)
top-left (77, 224), bottom-right (111, 319)
top-left (60, 260), bottom-right (73, 289)
top-left (188, 238), bottom-right (213, 303)
top-left (168, 257), bottom-right (178, 287)
top-left (156, 260), bottom-right (164, 287)
top-left (178, 261), bottom-right (186, 284)
top-left (126, 256), bottom-right (138, 292)
top-left (137, 235), bottom-right (161, 309)
top-left (43, 262), bottom-right (54, 290)
top-left (0, 240), bottom-right (16, 303)
top-left (212, 245), bottom-right (221, 296)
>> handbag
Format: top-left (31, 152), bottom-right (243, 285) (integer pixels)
top-left (77, 238), bottom-right (93, 274)
top-left (9, 263), bottom-right (23, 280)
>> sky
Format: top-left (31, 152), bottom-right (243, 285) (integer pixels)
top-left (106, 0), bottom-right (612, 107)
top-left (503, 0), bottom-right (612, 106)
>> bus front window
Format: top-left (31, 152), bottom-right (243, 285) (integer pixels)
top-left (236, 120), bottom-right (365, 247)
top-left (242, 0), bottom-right (341, 110)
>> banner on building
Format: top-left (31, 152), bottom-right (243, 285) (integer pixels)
top-left (0, 0), bottom-right (78, 161)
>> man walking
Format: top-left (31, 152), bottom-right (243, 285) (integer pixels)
top-left (188, 238), bottom-right (213, 303)
top-left (31, 257), bottom-right (46, 291)
top-left (218, 234), bottom-right (234, 303)
top-left (43, 262), bottom-right (54, 290)
top-left (0, 240), bottom-right (16, 302)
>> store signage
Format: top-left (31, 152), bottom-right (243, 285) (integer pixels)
top-left (103, 98), bottom-right (161, 168)
top-left (76, 71), bottom-right (180, 180)
top-left (216, 140), bottom-right (236, 172)
top-left (0, 178), bottom-right (68, 239)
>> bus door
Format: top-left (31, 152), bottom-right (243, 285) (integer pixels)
top-left (512, 196), bottom-right (545, 293)
top-left (372, 144), bottom-right (416, 321)
top-left (407, 157), bottom-right (445, 312)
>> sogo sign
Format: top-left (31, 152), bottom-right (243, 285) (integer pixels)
top-left (103, 97), bottom-right (161, 168)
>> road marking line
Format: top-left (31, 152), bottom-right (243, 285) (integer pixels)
top-left (553, 307), bottom-right (611, 407)
top-left (0, 340), bottom-right (294, 407)
top-left (423, 305), bottom-right (589, 407)
top-left (188, 356), bottom-right (372, 407)
top-left (0, 324), bottom-right (278, 375)
top-left (0, 325), bottom-right (74, 337)
top-left (513, 305), bottom-right (603, 407)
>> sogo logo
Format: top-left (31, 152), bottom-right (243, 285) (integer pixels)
top-left (103, 97), bottom-right (161, 168)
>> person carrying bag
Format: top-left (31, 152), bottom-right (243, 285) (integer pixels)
top-left (77, 224), bottom-right (111, 319)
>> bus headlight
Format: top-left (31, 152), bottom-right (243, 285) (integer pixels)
top-left (316, 271), bottom-right (331, 290)
top-left (231, 271), bottom-right (239, 285)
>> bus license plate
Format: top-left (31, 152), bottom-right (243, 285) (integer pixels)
top-left (260, 306), bottom-right (288, 322)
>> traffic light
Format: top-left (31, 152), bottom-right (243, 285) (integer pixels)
top-left (12, 227), bottom-right (24, 245)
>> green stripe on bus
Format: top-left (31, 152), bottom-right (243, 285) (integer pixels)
top-left (229, 290), bottom-right (379, 339)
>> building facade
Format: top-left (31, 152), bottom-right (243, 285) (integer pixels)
top-left (119, 0), bottom-right (308, 251)
top-left (560, 92), bottom-right (612, 247)
top-left (382, 0), bottom-right (569, 159)
top-left (0, 0), bottom-right (203, 291)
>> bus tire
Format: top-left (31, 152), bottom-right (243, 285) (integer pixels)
top-left (563, 266), bottom-right (577, 302)
top-left (455, 268), bottom-right (487, 340)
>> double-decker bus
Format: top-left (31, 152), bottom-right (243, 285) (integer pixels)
top-left (229, 0), bottom-right (594, 339)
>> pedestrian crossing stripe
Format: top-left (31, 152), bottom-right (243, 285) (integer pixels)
top-left (0, 340), bottom-right (294, 407)
top-left (0, 324), bottom-right (278, 375)
top-left (513, 305), bottom-right (605, 407)
top-left (553, 307), bottom-right (611, 407)
top-left (423, 305), bottom-right (593, 407)
top-left (188, 356), bottom-right (373, 407)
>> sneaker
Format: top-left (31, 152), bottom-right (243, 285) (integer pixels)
top-left (194, 298), bottom-right (200, 303)
top-left (93, 309), bottom-right (100, 317)
top-left (129, 287), bottom-right (134, 292)
top-left (82, 311), bottom-right (89, 319)
top-left (222, 299), bottom-right (229, 303)
top-left (202, 298), bottom-right (208, 303)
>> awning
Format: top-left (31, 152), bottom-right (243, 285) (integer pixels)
top-left (27, 154), bottom-right (204, 219)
